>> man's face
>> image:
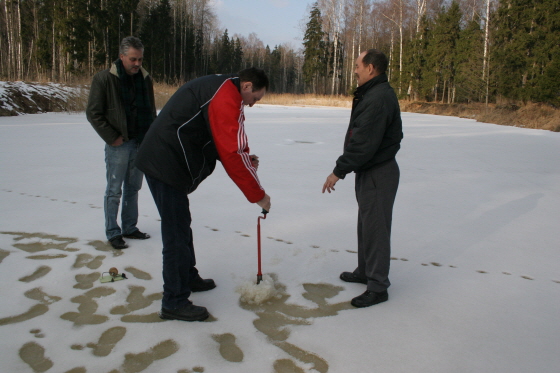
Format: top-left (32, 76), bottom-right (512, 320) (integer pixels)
top-left (241, 83), bottom-right (266, 107)
top-left (120, 47), bottom-right (143, 75)
top-left (354, 52), bottom-right (374, 87)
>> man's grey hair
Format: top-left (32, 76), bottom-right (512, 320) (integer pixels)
top-left (120, 36), bottom-right (144, 56)
top-left (362, 49), bottom-right (388, 75)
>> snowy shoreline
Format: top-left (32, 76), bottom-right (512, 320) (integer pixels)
top-left (0, 81), bottom-right (88, 116)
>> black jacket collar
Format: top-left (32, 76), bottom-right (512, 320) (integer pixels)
top-left (352, 74), bottom-right (388, 110)
top-left (354, 73), bottom-right (388, 97)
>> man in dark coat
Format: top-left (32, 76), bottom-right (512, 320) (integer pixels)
top-left (136, 67), bottom-right (271, 322)
top-left (322, 49), bottom-right (403, 308)
top-left (86, 36), bottom-right (156, 250)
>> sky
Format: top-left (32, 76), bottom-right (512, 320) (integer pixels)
top-left (210, 0), bottom-right (313, 48)
top-left (1, 82), bottom-right (559, 372)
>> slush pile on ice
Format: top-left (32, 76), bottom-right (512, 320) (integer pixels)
top-left (236, 275), bottom-right (281, 305)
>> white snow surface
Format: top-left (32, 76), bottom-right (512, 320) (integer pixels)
top-left (1, 105), bottom-right (559, 372)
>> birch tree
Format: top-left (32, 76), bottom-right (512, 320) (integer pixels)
top-left (378, 0), bottom-right (412, 94)
top-left (2, 0), bottom-right (23, 79)
top-left (320, 0), bottom-right (345, 94)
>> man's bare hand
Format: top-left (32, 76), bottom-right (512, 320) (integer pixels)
top-left (250, 154), bottom-right (259, 170)
top-left (112, 136), bottom-right (124, 147)
top-left (322, 173), bottom-right (340, 193)
top-left (257, 193), bottom-right (271, 212)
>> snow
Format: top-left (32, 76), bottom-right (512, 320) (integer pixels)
top-left (1, 105), bottom-right (559, 372)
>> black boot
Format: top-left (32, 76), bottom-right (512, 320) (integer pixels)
top-left (188, 275), bottom-right (216, 292)
top-left (123, 230), bottom-right (150, 239)
top-left (351, 290), bottom-right (388, 308)
top-left (109, 236), bottom-right (128, 250)
top-left (159, 304), bottom-right (209, 321)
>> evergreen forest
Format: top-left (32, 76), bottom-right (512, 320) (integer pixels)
top-left (1, 0), bottom-right (559, 106)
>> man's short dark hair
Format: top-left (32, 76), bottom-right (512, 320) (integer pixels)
top-left (120, 36), bottom-right (144, 56)
top-left (238, 67), bottom-right (269, 91)
top-left (362, 49), bottom-right (388, 75)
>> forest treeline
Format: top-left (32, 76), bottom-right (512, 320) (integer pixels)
top-left (1, 0), bottom-right (559, 106)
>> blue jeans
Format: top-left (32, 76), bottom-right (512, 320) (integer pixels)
top-left (145, 175), bottom-right (199, 309)
top-left (104, 139), bottom-right (143, 241)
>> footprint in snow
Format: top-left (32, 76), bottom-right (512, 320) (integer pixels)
top-left (212, 333), bottom-right (244, 363)
top-left (30, 329), bottom-right (45, 339)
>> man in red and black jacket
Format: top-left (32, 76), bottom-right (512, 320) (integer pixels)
top-left (136, 67), bottom-right (271, 322)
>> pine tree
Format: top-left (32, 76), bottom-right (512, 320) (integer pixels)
top-left (139, 0), bottom-right (173, 82)
top-left (269, 46), bottom-right (282, 92)
top-left (492, 0), bottom-right (560, 105)
top-left (63, 0), bottom-right (93, 74)
top-left (232, 38), bottom-right (244, 73)
top-left (219, 29), bottom-right (234, 73)
top-left (425, 1), bottom-right (462, 103)
top-left (492, 0), bottom-right (534, 102)
top-left (302, 2), bottom-right (326, 93)
top-left (455, 20), bottom-right (485, 103)
top-left (404, 15), bottom-right (431, 101)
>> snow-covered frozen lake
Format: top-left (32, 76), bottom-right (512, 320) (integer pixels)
top-left (1, 105), bottom-right (559, 372)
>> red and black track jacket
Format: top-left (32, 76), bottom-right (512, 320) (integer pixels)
top-left (136, 74), bottom-right (265, 203)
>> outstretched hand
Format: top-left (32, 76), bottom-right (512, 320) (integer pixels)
top-left (257, 193), bottom-right (271, 212)
top-left (322, 173), bottom-right (340, 193)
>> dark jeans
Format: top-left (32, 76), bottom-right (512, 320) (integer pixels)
top-left (146, 175), bottom-right (199, 309)
top-left (354, 158), bottom-right (400, 292)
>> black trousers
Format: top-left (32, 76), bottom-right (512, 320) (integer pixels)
top-left (353, 158), bottom-right (400, 292)
top-left (146, 175), bottom-right (199, 309)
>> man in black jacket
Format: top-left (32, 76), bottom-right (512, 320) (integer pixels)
top-left (322, 49), bottom-right (402, 308)
top-left (87, 36), bottom-right (156, 250)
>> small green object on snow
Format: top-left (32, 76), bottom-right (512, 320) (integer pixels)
top-left (99, 271), bottom-right (127, 283)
